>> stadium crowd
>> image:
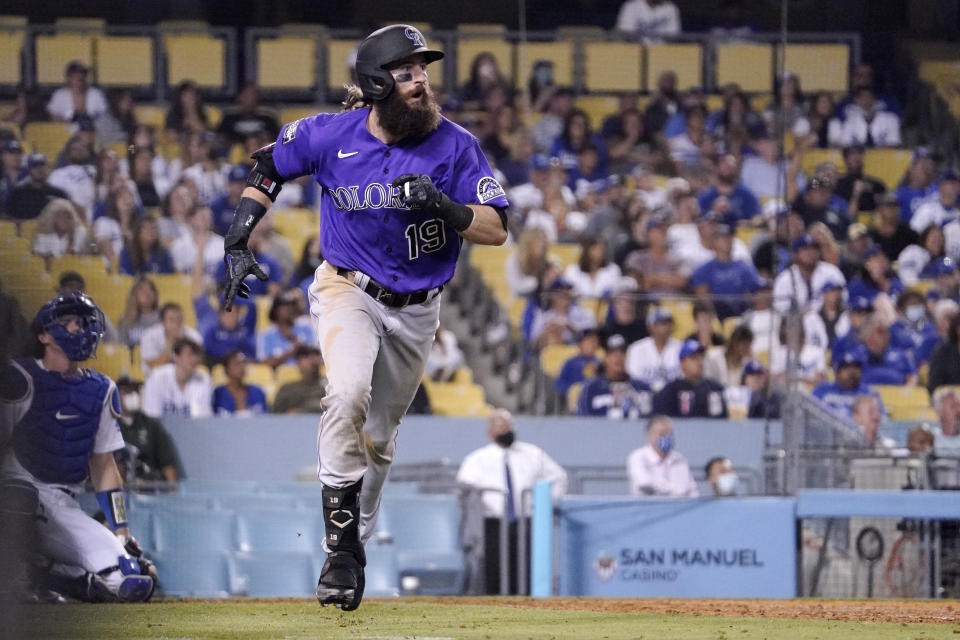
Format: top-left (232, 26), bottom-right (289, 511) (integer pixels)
top-left (2, 46), bottom-right (960, 452)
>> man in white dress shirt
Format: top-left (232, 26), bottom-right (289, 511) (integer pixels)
top-left (46, 60), bottom-right (108, 122)
top-left (625, 306), bottom-right (682, 392)
top-left (626, 415), bottom-right (698, 498)
top-left (141, 338), bottom-right (212, 418)
top-left (456, 409), bottom-right (566, 594)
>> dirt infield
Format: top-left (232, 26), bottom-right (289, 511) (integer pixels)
top-left (411, 597), bottom-right (960, 625)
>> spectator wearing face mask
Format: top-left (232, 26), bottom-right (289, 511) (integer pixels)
top-left (627, 415), bottom-right (697, 498)
top-left (705, 457), bottom-right (739, 497)
top-left (456, 409), bottom-right (567, 594)
top-left (114, 376), bottom-right (183, 485)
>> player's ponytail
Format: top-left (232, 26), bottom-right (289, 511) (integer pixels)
top-left (342, 84), bottom-right (369, 112)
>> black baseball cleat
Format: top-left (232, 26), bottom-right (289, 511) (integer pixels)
top-left (315, 551), bottom-right (365, 611)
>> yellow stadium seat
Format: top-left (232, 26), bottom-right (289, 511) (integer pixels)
top-left (257, 35), bottom-right (317, 90)
top-left (583, 42), bottom-right (642, 92)
top-left (549, 244), bottom-right (580, 268)
top-left (158, 20), bottom-right (209, 32)
top-left (49, 254), bottom-right (107, 279)
top-left (245, 362), bottom-right (276, 386)
top-left (0, 29), bottom-right (24, 85)
top-left (715, 43), bottom-right (773, 93)
top-left (872, 384), bottom-right (932, 421)
top-left (54, 17), bottom-right (106, 31)
top-left (735, 227), bottom-right (757, 247)
top-left (280, 106), bottom-right (325, 124)
top-left (275, 364), bottom-right (300, 386)
top-left (133, 104), bottom-right (166, 130)
top-left (164, 33), bottom-right (225, 89)
top-left (722, 316), bottom-right (741, 339)
top-left (645, 43), bottom-right (702, 91)
top-left (567, 382), bottom-right (583, 413)
top-left (864, 148), bottom-right (912, 191)
top-left (452, 367), bottom-right (474, 385)
top-left (271, 207), bottom-right (317, 255)
top-left (517, 40), bottom-right (574, 88)
top-left (150, 273), bottom-right (196, 327)
top-left (204, 105), bottom-right (222, 128)
top-left (540, 344), bottom-right (579, 378)
top-left (23, 122), bottom-right (74, 160)
top-left (800, 148), bottom-right (844, 178)
top-left (507, 297), bottom-right (526, 333)
top-left (84, 273), bottom-right (133, 325)
top-left (326, 39), bottom-right (357, 92)
top-left (574, 95), bottom-right (619, 131)
top-left (3, 271), bottom-right (56, 318)
top-left (35, 32), bottom-right (94, 84)
top-left (750, 94), bottom-right (773, 112)
top-left (457, 23), bottom-right (506, 34)
top-left (95, 35), bottom-right (154, 86)
top-left (457, 37), bottom-right (513, 86)
top-left (82, 343), bottom-right (135, 381)
top-left (778, 44), bottom-right (849, 92)
top-left (427, 382), bottom-right (490, 417)
top-left (254, 295), bottom-right (272, 332)
top-left (0, 232), bottom-right (30, 255)
top-left (556, 25), bottom-right (605, 39)
top-left (754, 350), bottom-right (770, 367)
top-left (0, 15), bottom-right (27, 27)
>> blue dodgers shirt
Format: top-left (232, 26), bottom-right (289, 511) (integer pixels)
top-left (272, 109), bottom-right (510, 293)
top-left (811, 381), bottom-right (885, 417)
top-left (689, 258), bottom-right (763, 320)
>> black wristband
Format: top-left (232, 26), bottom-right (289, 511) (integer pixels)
top-left (224, 197), bottom-right (267, 250)
top-left (434, 193), bottom-right (475, 233)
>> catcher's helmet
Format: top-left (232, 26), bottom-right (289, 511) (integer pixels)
top-left (33, 292), bottom-right (105, 362)
top-left (355, 24), bottom-right (444, 101)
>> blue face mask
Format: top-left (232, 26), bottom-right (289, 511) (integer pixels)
top-left (906, 305), bottom-right (925, 323)
top-left (657, 434), bottom-right (674, 454)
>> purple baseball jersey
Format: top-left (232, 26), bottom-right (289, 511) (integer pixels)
top-left (271, 109), bottom-right (509, 293)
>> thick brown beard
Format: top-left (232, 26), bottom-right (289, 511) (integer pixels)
top-left (374, 85), bottom-right (441, 142)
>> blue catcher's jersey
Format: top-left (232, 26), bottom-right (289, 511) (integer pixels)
top-left (271, 109), bottom-right (510, 293)
top-left (4, 358), bottom-right (121, 485)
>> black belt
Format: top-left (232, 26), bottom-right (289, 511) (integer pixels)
top-left (336, 267), bottom-right (441, 308)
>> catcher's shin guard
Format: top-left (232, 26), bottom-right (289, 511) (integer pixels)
top-left (316, 481), bottom-right (366, 611)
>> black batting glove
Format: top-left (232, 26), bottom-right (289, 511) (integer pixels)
top-left (223, 248), bottom-right (268, 311)
top-left (392, 174), bottom-right (442, 210)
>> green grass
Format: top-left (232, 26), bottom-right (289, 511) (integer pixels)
top-left (12, 599), bottom-right (958, 640)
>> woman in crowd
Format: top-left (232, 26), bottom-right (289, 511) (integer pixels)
top-left (848, 245), bottom-right (905, 308)
top-left (481, 103), bottom-right (525, 166)
top-left (256, 289), bottom-right (316, 368)
top-left (294, 235), bottom-right (323, 291)
top-left (117, 276), bottom-right (160, 348)
top-left (93, 148), bottom-right (127, 207)
top-left (704, 324), bottom-right (755, 388)
top-left (562, 236), bottom-right (622, 298)
top-left (764, 72), bottom-right (806, 135)
top-left (928, 314), bottom-right (960, 393)
top-left (179, 132), bottom-right (225, 205)
top-left (164, 80), bottom-right (209, 138)
top-left (157, 182), bottom-right (195, 246)
top-left (170, 204), bottom-right (223, 278)
top-left (425, 325), bottom-right (465, 382)
top-left (458, 52), bottom-right (511, 111)
top-left (97, 88), bottom-right (138, 145)
top-left (505, 228), bottom-right (551, 300)
top-left (93, 183), bottom-right (138, 269)
top-left (212, 350), bottom-right (268, 416)
top-left (31, 198), bottom-right (88, 259)
top-left (898, 225), bottom-right (948, 285)
top-left (127, 147), bottom-right (161, 208)
top-left (794, 91), bottom-right (835, 149)
top-left (550, 109), bottom-right (607, 175)
top-left (606, 108), bottom-right (666, 175)
top-left (119, 215), bottom-right (174, 275)
top-left (769, 320), bottom-right (826, 389)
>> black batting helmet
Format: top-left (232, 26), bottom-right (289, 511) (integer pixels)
top-left (355, 24), bottom-right (444, 101)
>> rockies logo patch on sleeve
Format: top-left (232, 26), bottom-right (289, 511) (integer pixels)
top-left (282, 119), bottom-right (301, 144)
top-left (477, 177), bottom-right (505, 204)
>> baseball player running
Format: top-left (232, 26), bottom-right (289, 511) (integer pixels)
top-left (222, 25), bottom-right (508, 610)
top-left (0, 292), bottom-right (155, 602)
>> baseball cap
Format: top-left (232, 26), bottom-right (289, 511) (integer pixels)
top-left (2, 139), bottom-right (22, 154)
top-left (699, 210), bottom-right (722, 224)
top-left (715, 223), bottom-right (733, 236)
top-left (820, 281), bottom-right (844, 295)
top-left (27, 152), bottom-right (47, 168)
top-left (928, 256), bottom-right (957, 277)
top-left (834, 349), bottom-right (865, 370)
top-left (849, 296), bottom-right (874, 313)
top-left (605, 333), bottom-right (627, 352)
top-left (531, 153), bottom-right (552, 171)
top-left (847, 222), bottom-right (869, 241)
top-left (940, 170), bottom-right (960, 183)
top-left (294, 344), bottom-right (321, 359)
top-left (578, 328), bottom-right (599, 343)
top-left (876, 192), bottom-right (899, 207)
top-left (791, 233), bottom-right (816, 252)
top-left (678, 338), bottom-right (705, 361)
top-left (547, 278), bottom-right (574, 292)
top-left (646, 215), bottom-right (668, 232)
top-left (646, 306), bottom-right (674, 326)
top-left (863, 244), bottom-right (883, 260)
top-left (116, 375), bottom-right (142, 388)
top-left (808, 175), bottom-right (832, 190)
top-left (743, 359), bottom-right (765, 376)
top-left (228, 165), bottom-right (248, 182)
top-left (65, 60), bottom-right (88, 75)
top-left (842, 143), bottom-right (865, 156)
top-left (912, 146), bottom-right (932, 161)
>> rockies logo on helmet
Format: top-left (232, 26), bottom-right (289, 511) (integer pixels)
top-left (404, 27), bottom-right (426, 47)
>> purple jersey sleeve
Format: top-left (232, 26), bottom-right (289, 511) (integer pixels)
top-left (272, 113), bottom-right (336, 180)
top-left (448, 139), bottom-right (510, 210)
